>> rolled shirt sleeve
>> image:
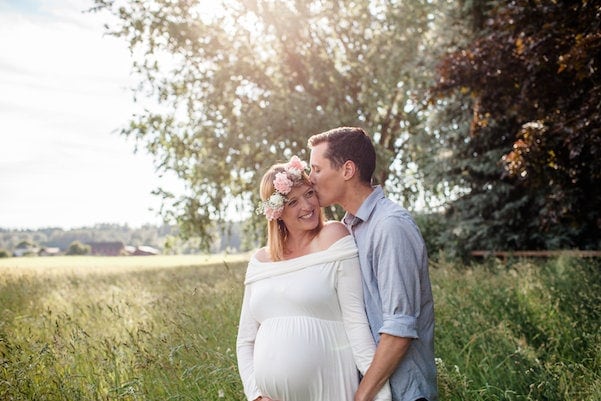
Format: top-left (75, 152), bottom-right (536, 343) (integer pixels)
top-left (381, 313), bottom-right (418, 339)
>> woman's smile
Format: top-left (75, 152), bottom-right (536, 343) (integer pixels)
top-left (300, 210), bottom-right (315, 220)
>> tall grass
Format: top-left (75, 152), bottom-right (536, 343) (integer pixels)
top-left (1, 256), bottom-right (247, 400)
top-left (433, 255), bottom-right (601, 401)
top-left (1, 255), bottom-right (599, 400)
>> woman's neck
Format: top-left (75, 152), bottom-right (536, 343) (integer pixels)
top-left (283, 230), bottom-right (319, 259)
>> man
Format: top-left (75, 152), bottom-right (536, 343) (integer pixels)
top-left (308, 127), bottom-right (437, 401)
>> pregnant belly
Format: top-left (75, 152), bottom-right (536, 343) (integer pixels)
top-left (254, 316), bottom-right (354, 399)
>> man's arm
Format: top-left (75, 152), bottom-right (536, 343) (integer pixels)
top-left (354, 333), bottom-right (412, 401)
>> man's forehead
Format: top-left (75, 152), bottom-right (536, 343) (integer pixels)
top-left (309, 143), bottom-right (327, 162)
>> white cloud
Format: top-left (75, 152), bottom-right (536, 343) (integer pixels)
top-left (0, 0), bottom-right (182, 229)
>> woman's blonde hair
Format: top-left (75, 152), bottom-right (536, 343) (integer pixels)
top-left (259, 163), bottom-right (324, 261)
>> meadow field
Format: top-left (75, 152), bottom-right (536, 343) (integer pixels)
top-left (1, 254), bottom-right (599, 400)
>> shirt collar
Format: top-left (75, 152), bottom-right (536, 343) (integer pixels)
top-left (343, 185), bottom-right (384, 227)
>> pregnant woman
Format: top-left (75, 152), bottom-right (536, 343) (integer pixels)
top-left (236, 156), bottom-right (390, 401)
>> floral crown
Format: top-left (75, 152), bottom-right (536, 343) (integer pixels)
top-left (256, 155), bottom-right (309, 221)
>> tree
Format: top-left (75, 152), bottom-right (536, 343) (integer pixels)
top-left (66, 241), bottom-right (91, 256)
top-left (16, 240), bottom-right (36, 249)
top-left (92, 0), bottom-right (449, 248)
top-left (14, 240), bottom-right (39, 256)
top-left (428, 0), bottom-right (601, 253)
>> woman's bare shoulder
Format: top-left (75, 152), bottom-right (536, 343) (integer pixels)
top-left (318, 221), bottom-right (350, 248)
top-left (253, 247), bottom-right (271, 263)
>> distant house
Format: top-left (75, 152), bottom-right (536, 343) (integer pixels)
top-left (87, 241), bottom-right (125, 256)
top-left (125, 245), bottom-right (160, 256)
top-left (133, 245), bottom-right (160, 256)
top-left (39, 247), bottom-right (61, 256)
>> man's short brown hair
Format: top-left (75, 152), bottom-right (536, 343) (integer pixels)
top-left (308, 126), bottom-right (376, 184)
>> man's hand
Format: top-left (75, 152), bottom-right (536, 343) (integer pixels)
top-left (354, 334), bottom-right (412, 401)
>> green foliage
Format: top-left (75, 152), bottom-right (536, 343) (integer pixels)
top-left (0, 249), bottom-right (10, 258)
top-left (1, 256), bottom-right (599, 400)
top-left (432, 256), bottom-right (601, 400)
top-left (89, 0), bottom-right (600, 253)
top-left (15, 240), bottom-right (36, 249)
top-left (413, 212), bottom-right (448, 258)
top-left (66, 241), bottom-right (91, 256)
top-left (91, 0), bottom-right (452, 243)
top-left (429, 0), bottom-right (601, 252)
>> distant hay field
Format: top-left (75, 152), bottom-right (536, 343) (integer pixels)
top-left (0, 253), bottom-right (252, 279)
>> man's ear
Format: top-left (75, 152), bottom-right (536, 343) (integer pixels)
top-left (342, 160), bottom-right (357, 181)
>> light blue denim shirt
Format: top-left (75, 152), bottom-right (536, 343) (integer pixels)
top-left (343, 186), bottom-right (438, 401)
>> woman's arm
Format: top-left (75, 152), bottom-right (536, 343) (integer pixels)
top-left (236, 285), bottom-right (263, 401)
top-left (336, 256), bottom-right (392, 401)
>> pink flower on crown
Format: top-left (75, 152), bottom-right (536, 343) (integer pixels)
top-left (273, 172), bottom-right (294, 195)
top-left (285, 162), bottom-right (305, 180)
top-left (265, 205), bottom-right (282, 221)
top-left (288, 155), bottom-right (307, 172)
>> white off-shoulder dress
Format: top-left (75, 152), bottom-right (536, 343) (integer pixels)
top-left (236, 236), bottom-right (391, 401)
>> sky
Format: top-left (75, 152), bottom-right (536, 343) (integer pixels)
top-left (0, 0), bottom-right (183, 230)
